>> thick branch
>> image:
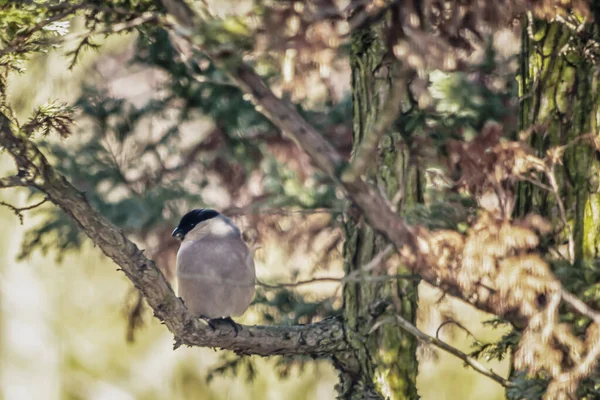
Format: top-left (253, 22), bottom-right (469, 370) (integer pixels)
top-left (0, 112), bottom-right (348, 358)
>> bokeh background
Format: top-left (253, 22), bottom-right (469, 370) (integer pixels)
top-left (0, 2), bottom-right (519, 399)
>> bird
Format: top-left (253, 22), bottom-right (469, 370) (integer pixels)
top-left (171, 208), bottom-right (255, 334)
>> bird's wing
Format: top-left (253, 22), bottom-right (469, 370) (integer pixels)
top-left (176, 236), bottom-right (255, 318)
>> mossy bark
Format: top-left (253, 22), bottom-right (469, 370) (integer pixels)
top-left (336, 21), bottom-right (420, 400)
top-left (517, 12), bottom-right (600, 265)
top-left (513, 8), bottom-right (600, 394)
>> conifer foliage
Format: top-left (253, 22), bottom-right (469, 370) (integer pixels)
top-left (0, 1), bottom-right (599, 399)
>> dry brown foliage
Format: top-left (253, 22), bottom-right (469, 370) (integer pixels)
top-left (421, 213), bottom-right (599, 399)
top-left (415, 122), bottom-right (600, 399)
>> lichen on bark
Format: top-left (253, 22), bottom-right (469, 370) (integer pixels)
top-left (517, 16), bottom-right (600, 264)
top-left (513, 11), bottom-right (600, 395)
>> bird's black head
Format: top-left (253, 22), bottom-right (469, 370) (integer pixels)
top-left (172, 209), bottom-right (220, 240)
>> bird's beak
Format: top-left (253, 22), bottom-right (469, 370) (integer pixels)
top-left (172, 227), bottom-right (184, 240)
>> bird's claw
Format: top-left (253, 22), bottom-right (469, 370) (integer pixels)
top-left (221, 317), bottom-right (240, 337)
top-left (199, 315), bottom-right (217, 331)
top-left (199, 316), bottom-right (240, 337)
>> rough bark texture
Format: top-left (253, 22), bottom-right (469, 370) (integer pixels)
top-left (517, 12), bottom-right (600, 264)
top-left (514, 7), bottom-right (600, 389)
top-left (337, 22), bottom-right (420, 399)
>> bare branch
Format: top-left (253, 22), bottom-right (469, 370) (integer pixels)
top-left (0, 175), bottom-right (26, 188)
top-left (225, 206), bottom-right (345, 217)
top-left (257, 277), bottom-right (345, 289)
top-left (257, 244), bottom-right (409, 290)
top-left (59, 11), bottom-right (160, 44)
top-left (435, 319), bottom-right (480, 343)
top-left (355, 244), bottom-right (394, 274)
top-left (0, 111), bottom-right (349, 358)
top-left (0, 197), bottom-right (48, 224)
top-left (370, 314), bottom-right (514, 388)
top-left (257, 272), bottom-right (420, 289)
top-left (546, 163), bottom-right (574, 264)
top-left (561, 289), bottom-right (600, 325)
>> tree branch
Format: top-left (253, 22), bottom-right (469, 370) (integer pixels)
top-left (561, 289), bottom-right (600, 325)
top-left (370, 314), bottom-right (514, 388)
top-left (0, 197), bottom-right (48, 224)
top-left (0, 175), bottom-right (26, 188)
top-left (0, 112), bottom-right (348, 358)
top-left (257, 244), bottom-right (402, 289)
top-left (59, 11), bottom-right (159, 44)
top-left (257, 272), bottom-right (420, 289)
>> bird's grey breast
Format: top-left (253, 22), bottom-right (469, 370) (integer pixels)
top-left (176, 234), bottom-right (255, 286)
top-left (176, 235), bottom-right (255, 318)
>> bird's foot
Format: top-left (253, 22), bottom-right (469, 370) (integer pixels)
top-left (220, 317), bottom-right (240, 337)
top-left (199, 316), bottom-right (240, 337)
top-left (199, 315), bottom-right (217, 330)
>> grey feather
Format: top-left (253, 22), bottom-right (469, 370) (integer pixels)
top-left (175, 215), bottom-right (255, 318)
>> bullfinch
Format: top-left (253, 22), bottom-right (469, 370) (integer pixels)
top-left (172, 209), bottom-right (255, 333)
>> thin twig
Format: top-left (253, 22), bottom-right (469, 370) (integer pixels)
top-left (0, 197), bottom-right (48, 224)
top-left (435, 319), bottom-right (481, 343)
top-left (343, 244), bottom-right (397, 283)
top-left (257, 277), bottom-right (343, 288)
top-left (519, 175), bottom-right (553, 192)
top-left (545, 164), bottom-right (574, 264)
top-left (371, 314), bottom-right (513, 388)
top-left (257, 244), bottom-right (404, 290)
top-left (257, 272), bottom-right (420, 289)
top-left (225, 207), bottom-right (345, 217)
top-left (561, 289), bottom-right (600, 325)
top-left (364, 245), bottom-right (394, 271)
top-left (0, 4), bottom-right (86, 58)
top-left (59, 11), bottom-right (160, 44)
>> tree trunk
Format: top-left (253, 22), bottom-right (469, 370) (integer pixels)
top-left (517, 11), bottom-right (600, 267)
top-left (512, 7), bottom-right (600, 392)
top-left (335, 20), bottom-right (421, 400)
